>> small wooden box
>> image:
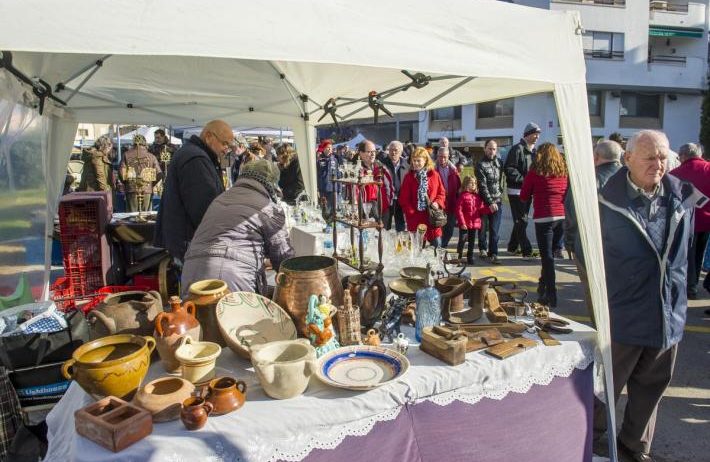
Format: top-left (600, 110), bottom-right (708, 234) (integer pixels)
top-left (75, 396), bottom-right (153, 452)
top-left (419, 326), bottom-right (468, 366)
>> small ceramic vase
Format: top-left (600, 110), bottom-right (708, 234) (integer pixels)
top-left (133, 376), bottom-right (195, 422)
top-left (363, 328), bottom-right (381, 346)
top-left (186, 279), bottom-right (230, 346)
top-left (392, 332), bottom-right (409, 356)
top-left (205, 376), bottom-right (247, 415)
top-left (180, 397), bottom-right (213, 431)
top-left (154, 297), bottom-right (202, 373)
top-left (174, 337), bottom-right (222, 384)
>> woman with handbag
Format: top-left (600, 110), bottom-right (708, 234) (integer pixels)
top-left (398, 147), bottom-right (446, 248)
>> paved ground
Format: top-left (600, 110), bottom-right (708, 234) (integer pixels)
top-left (451, 206), bottom-right (710, 462)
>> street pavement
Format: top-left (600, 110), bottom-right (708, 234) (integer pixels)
top-left (449, 205), bottom-right (710, 462)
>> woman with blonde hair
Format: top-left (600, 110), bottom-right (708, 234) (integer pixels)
top-left (398, 147), bottom-right (446, 247)
top-left (520, 142), bottom-right (569, 307)
top-left (276, 144), bottom-right (304, 204)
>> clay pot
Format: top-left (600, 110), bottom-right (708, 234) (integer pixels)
top-left (250, 339), bottom-right (317, 399)
top-left (174, 337), bottom-right (221, 384)
top-left (272, 256), bottom-right (344, 338)
top-left (61, 334), bottom-right (156, 400)
top-left (205, 376), bottom-right (246, 415)
top-left (154, 297), bottom-right (202, 372)
top-left (186, 280), bottom-right (230, 347)
top-left (87, 290), bottom-right (163, 339)
top-left (133, 376), bottom-right (195, 422)
top-left (180, 397), bottom-right (213, 431)
top-left (363, 328), bottom-right (381, 346)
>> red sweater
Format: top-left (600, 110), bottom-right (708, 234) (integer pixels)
top-left (455, 191), bottom-right (490, 229)
top-left (519, 169), bottom-right (568, 220)
top-left (398, 169), bottom-right (446, 241)
top-left (671, 157), bottom-right (710, 232)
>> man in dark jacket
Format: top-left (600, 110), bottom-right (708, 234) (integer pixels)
top-left (317, 141), bottom-right (340, 218)
top-left (382, 140), bottom-right (409, 231)
top-left (436, 147), bottom-right (461, 248)
top-left (154, 120), bottom-right (232, 263)
top-left (475, 140), bottom-right (504, 264)
top-left (504, 122), bottom-right (540, 257)
top-left (593, 130), bottom-right (698, 462)
top-left (149, 128), bottom-right (178, 174)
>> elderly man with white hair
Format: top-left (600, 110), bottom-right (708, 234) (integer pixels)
top-left (382, 140), bottom-right (409, 231)
top-left (437, 136), bottom-right (467, 166)
top-left (593, 130), bottom-right (701, 462)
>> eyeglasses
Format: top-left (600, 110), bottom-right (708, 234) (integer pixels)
top-left (209, 131), bottom-right (234, 149)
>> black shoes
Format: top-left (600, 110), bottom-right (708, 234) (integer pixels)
top-left (618, 439), bottom-right (655, 462)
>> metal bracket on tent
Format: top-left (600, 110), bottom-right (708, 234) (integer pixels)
top-left (0, 50), bottom-right (67, 115)
top-left (317, 98), bottom-right (340, 128)
top-left (54, 55), bottom-right (111, 94)
top-left (367, 91), bottom-right (393, 124)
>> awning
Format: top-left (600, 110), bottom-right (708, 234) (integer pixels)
top-left (649, 25), bottom-right (704, 38)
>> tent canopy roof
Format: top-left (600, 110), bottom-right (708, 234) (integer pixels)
top-left (0, 0), bottom-right (585, 127)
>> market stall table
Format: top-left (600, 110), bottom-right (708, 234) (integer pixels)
top-left (44, 320), bottom-right (598, 462)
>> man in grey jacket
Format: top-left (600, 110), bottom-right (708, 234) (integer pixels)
top-left (593, 130), bottom-right (697, 462)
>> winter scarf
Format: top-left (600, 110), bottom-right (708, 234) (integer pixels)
top-left (416, 168), bottom-right (428, 211)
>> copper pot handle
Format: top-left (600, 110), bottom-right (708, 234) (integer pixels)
top-left (275, 272), bottom-right (291, 288)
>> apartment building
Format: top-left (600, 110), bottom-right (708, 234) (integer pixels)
top-left (418, 0), bottom-right (709, 150)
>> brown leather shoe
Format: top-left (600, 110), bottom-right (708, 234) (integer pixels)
top-left (618, 439), bottom-right (655, 462)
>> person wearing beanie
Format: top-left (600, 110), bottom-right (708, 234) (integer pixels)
top-left (504, 121), bottom-right (541, 258)
top-left (120, 133), bottom-right (163, 212)
top-left (181, 158), bottom-right (294, 296)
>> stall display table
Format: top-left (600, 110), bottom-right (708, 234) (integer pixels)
top-left (44, 321), bottom-right (598, 462)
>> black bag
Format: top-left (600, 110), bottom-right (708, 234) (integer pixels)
top-left (427, 198), bottom-right (447, 228)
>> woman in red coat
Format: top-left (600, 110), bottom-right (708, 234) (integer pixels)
top-left (398, 147), bottom-right (446, 247)
top-left (520, 143), bottom-right (569, 307)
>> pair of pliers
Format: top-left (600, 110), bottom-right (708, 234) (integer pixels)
top-left (535, 317), bottom-right (572, 334)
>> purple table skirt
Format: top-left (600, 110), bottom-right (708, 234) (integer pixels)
top-left (301, 365), bottom-right (593, 462)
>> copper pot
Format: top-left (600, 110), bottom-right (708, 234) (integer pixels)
top-left (272, 256), bottom-right (344, 338)
top-left (186, 279), bottom-right (230, 347)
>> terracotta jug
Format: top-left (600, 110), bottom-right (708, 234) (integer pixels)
top-left (205, 376), bottom-right (246, 415)
top-left (154, 297), bottom-right (203, 372)
top-left (186, 280), bottom-right (230, 346)
top-left (363, 328), bottom-right (381, 346)
top-left (180, 397), bottom-right (213, 431)
top-left (87, 291), bottom-right (163, 339)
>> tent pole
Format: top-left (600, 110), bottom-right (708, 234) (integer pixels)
top-left (423, 77), bottom-right (475, 107)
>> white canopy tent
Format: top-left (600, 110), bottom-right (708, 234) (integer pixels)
top-left (0, 0), bottom-right (616, 457)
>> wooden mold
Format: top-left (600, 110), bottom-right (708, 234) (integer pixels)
top-left (419, 326), bottom-right (468, 366)
top-left (446, 322), bottom-right (527, 335)
top-left (463, 328), bottom-right (504, 352)
top-left (75, 396), bottom-right (153, 452)
top-left (484, 338), bottom-right (538, 360)
top-left (484, 290), bottom-right (508, 323)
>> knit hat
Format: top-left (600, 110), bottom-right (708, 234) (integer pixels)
top-left (133, 134), bottom-right (147, 146)
top-left (523, 122), bottom-right (541, 138)
top-left (239, 159), bottom-right (281, 202)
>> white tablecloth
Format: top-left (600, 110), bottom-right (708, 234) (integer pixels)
top-left (44, 319), bottom-right (598, 462)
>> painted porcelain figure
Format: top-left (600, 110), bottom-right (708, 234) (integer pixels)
top-left (306, 294), bottom-right (340, 357)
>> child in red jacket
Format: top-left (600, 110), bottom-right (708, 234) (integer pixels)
top-left (455, 176), bottom-right (491, 264)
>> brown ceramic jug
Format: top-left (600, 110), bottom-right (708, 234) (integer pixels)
top-left (186, 280), bottom-right (230, 346)
top-left (154, 297), bottom-right (203, 372)
top-left (180, 396), bottom-right (213, 431)
top-left (87, 291), bottom-right (163, 339)
top-left (363, 328), bottom-right (381, 346)
top-left (205, 376), bottom-right (247, 415)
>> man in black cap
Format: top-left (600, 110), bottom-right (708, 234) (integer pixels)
top-left (504, 122), bottom-right (541, 258)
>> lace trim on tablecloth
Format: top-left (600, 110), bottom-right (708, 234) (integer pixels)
top-left (423, 339), bottom-right (598, 407)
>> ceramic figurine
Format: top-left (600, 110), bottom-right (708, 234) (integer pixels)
top-left (336, 291), bottom-right (362, 346)
top-left (306, 294), bottom-right (340, 357)
top-left (363, 328), bottom-right (381, 346)
top-left (381, 295), bottom-right (406, 342)
top-left (392, 333), bottom-right (409, 356)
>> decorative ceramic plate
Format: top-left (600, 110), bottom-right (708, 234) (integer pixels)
top-left (388, 278), bottom-right (425, 297)
top-left (316, 345), bottom-right (410, 391)
top-left (216, 292), bottom-right (297, 359)
top-left (400, 267), bottom-right (427, 280)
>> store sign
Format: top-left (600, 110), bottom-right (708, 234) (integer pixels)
top-left (649, 26), bottom-right (703, 38)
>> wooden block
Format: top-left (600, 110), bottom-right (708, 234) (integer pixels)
top-left (538, 330), bottom-right (561, 346)
top-left (419, 326), bottom-right (468, 365)
top-left (484, 291), bottom-right (508, 323)
top-left (463, 328), bottom-right (504, 352)
top-left (75, 396), bottom-right (153, 453)
top-left (447, 322), bottom-right (527, 335)
top-left (484, 338), bottom-right (538, 360)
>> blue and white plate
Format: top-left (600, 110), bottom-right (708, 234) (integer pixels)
top-left (316, 345), bottom-right (410, 390)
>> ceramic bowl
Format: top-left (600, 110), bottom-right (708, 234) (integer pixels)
top-left (316, 345), bottom-right (410, 391)
top-left (61, 334), bottom-right (155, 400)
top-left (251, 339), bottom-right (317, 399)
top-left (133, 376), bottom-right (195, 422)
top-left (174, 337), bottom-right (222, 384)
top-left (216, 292), bottom-right (297, 359)
top-left (388, 278), bottom-right (425, 298)
top-left (399, 267), bottom-right (428, 280)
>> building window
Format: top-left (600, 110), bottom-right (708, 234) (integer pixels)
top-left (582, 31), bottom-right (624, 59)
top-left (77, 128), bottom-right (89, 138)
top-left (476, 99), bottom-right (514, 129)
top-left (430, 106), bottom-right (461, 121)
top-left (619, 92), bottom-right (662, 129)
top-left (588, 90), bottom-right (604, 127)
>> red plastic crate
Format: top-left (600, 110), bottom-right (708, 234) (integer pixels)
top-left (132, 275), bottom-right (160, 293)
top-left (51, 279), bottom-right (152, 314)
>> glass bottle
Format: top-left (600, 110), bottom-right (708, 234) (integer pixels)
top-left (415, 263), bottom-right (441, 342)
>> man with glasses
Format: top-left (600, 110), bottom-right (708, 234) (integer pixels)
top-left (357, 140), bottom-right (393, 220)
top-left (382, 140), bottom-right (409, 231)
top-left (155, 119), bottom-right (233, 263)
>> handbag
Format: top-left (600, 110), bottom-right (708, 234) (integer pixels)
top-left (427, 197), bottom-right (447, 228)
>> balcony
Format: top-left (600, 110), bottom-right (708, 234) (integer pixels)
top-left (649, 1), bottom-right (706, 30)
top-left (552, 0), bottom-right (625, 6)
top-left (584, 49), bottom-right (624, 60)
top-left (648, 54), bottom-right (687, 65)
